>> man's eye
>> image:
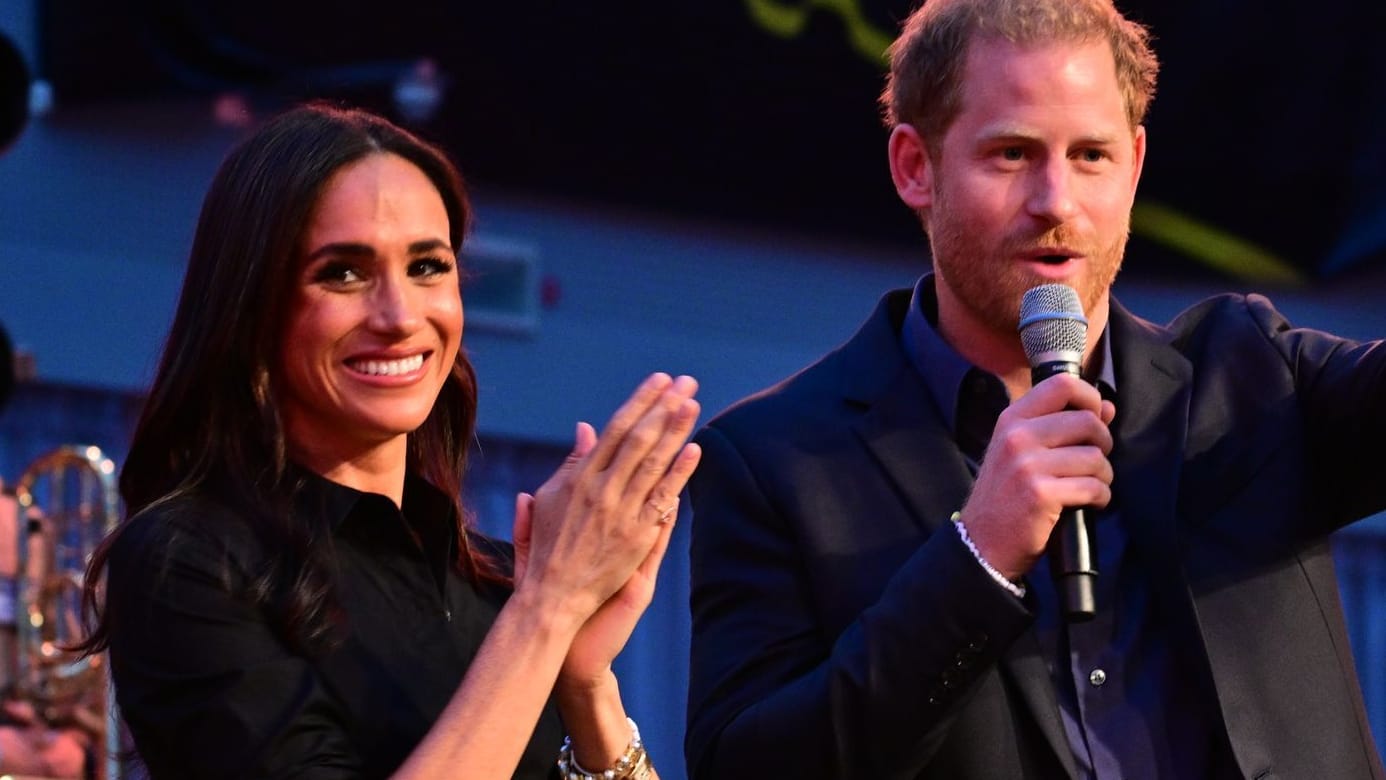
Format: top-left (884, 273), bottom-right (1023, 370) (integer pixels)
top-left (1079, 149), bottom-right (1106, 163)
top-left (1000, 147), bottom-right (1025, 161)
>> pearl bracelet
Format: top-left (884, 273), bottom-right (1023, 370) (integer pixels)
top-left (557, 716), bottom-right (654, 780)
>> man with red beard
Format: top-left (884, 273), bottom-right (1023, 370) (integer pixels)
top-left (685, 1), bottom-right (1386, 778)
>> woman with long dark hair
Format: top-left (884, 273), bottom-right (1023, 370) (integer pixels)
top-left (79, 103), bottom-right (700, 779)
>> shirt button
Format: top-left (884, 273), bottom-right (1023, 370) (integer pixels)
top-left (444, 609), bottom-right (453, 622)
top-left (1089, 668), bottom-right (1107, 687)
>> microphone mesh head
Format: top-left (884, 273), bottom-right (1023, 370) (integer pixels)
top-left (1018, 284), bottom-right (1087, 362)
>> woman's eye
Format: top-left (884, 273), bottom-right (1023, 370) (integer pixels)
top-left (410, 257), bottom-right (455, 278)
top-left (312, 262), bottom-right (363, 285)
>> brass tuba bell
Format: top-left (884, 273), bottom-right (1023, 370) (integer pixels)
top-left (11, 444), bottom-right (122, 780)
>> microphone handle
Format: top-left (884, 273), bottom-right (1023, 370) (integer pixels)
top-left (1052, 507), bottom-right (1097, 622)
top-left (1031, 360), bottom-right (1098, 622)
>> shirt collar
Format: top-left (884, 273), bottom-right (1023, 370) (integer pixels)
top-left (899, 273), bottom-right (1117, 438)
top-left (900, 274), bottom-right (975, 435)
top-left (290, 465), bottom-right (457, 539)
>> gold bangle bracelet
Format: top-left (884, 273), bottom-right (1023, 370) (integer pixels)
top-left (556, 716), bottom-right (654, 780)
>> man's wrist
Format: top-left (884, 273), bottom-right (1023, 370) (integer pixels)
top-left (951, 512), bottom-right (1026, 598)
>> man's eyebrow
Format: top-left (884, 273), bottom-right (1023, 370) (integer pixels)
top-left (974, 122), bottom-right (1041, 143)
top-left (975, 124), bottom-right (1122, 146)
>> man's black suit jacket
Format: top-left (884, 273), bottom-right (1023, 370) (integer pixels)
top-left (686, 287), bottom-right (1386, 779)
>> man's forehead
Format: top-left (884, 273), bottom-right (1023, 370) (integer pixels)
top-left (950, 36), bottom-right (1126, 122)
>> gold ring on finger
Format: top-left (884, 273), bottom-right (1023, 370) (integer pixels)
top-left (648, 498), bottom-right (677, 524)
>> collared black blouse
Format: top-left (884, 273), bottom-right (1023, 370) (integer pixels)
top-left (104, 470), bottom-right (563, 779)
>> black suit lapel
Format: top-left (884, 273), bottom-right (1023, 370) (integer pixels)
top-left (837, 290), bottom-right (974, 535)
top-left (1108, 301), bottom-right (1194, 579)
top-left (852, 369), bottom-right (974, 536)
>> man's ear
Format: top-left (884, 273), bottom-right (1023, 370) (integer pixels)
top-left (1129, 124), bottom-right (1147, 194)
top-left (888, 123), bottom-right (935, 211)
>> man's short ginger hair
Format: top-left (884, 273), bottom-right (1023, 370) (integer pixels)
top-left (880, 0), bottom-right (1159, 143)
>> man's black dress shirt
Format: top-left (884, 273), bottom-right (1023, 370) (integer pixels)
top-left (105, 470), bottom-right (563, 779)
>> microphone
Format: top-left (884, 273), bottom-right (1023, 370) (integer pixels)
top-left (1018, 283), bottom-right (1097, 622)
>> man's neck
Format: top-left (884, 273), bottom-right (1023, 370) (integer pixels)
top-left (935, 287), bottom-right (1111, 401)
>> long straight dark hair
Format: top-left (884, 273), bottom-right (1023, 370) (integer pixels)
top-left (80, 102), bottom-right (502, 654)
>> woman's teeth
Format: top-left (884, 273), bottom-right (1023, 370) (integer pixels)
top-left (350, 354), bottom-right (424, 376)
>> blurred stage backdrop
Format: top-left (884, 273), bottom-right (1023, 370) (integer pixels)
top-left (3, 1), bottom-right (1385, 776)
top-left (34, 0), bottom-right (1386, 283)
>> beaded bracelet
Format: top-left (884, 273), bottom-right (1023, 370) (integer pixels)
top-left (951, 511), bottom-right (1027, 598)
top-left (556, 716), bottom-right (655, 780)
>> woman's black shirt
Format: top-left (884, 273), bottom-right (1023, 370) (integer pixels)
top-left (104, 470), bottom-right (563, 779)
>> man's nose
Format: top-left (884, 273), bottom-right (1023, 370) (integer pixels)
top-left (1026, 159), bottom-right (1079, 224)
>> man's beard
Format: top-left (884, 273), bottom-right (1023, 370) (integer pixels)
top-left (926, 200), bottom-right (1129, 335)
